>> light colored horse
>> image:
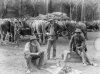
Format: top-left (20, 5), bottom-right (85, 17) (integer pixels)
top-left (30, 20), bottom-right (50, 44)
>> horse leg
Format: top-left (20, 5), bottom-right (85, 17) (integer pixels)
top-left (0, 34), bottom-right (4, 43)
top-left (42, 25), bottom-right (46, 45)
top-left (12, 34), bottom-right (14, 42)
top-left (5, 32), bottom-right (9, 43)
top-left (38, 34), bottom-right (42, 45)
top-left (44, 35), bottom-right (48, 44)
top-left (42, 33), bottom-right (46, 45)
top-left (35, 33), bottom-right (40, 44)
top-left (2, 33), bottom-right (7, 44)
top-left (37, 28), bottom-right (42, 45)
top-left (41, 33), bottom-right (46, 45)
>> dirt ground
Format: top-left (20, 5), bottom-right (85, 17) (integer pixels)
top-left (0, 32), bottom-right (100, 74)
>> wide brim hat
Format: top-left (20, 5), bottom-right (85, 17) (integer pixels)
top-left (75, 29), bottom-right (82, 33)
top-left (48, 19), bottom-right (54, 22)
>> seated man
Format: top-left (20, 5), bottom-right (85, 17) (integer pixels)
top-left (69, 28), bottom-right (97, 66)
top-left (24, 36), bottom-right (44, 73)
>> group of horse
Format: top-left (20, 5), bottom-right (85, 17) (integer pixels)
top-left (0, 17), bottom-right (98, 45)
top-left (0, 18), bottom-right (49, 44)
top-left (84, 21), bottom-right (99, 31)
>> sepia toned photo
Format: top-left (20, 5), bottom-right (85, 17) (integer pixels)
top-left (0, 0), bottom-right (100, 74)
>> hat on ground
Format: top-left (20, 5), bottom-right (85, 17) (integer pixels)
top-left (30, 36), bottom-right (38, 41)
top-left (75, 29), bottom-right (81, 33)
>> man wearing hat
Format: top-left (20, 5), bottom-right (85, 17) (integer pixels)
top-left (46, 19), bottom-right (59, 60)
top-left (69, 28), bottom-right (96, 66)
top-left (24, 36), bottom-right (44, 73)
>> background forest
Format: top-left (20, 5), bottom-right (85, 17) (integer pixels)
top-left (0, 0), bottom-right (99, 21)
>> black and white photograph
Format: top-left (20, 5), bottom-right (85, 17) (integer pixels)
top-left (0, 0), bottom-right (100, 74)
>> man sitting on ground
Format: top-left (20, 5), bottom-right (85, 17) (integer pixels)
top-left (24, 36), bottom-right (44, 73)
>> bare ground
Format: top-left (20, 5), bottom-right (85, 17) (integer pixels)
top-left (0, 32), bottom-right (100, 74)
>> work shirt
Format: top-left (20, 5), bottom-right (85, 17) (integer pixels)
top-left (48, 23), bottom-right (59, 41)
top-left (24, 41), bottom-right (41, 55)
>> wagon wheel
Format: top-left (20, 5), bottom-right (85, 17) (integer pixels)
top-left (61, 31), bottom-right (68, 39)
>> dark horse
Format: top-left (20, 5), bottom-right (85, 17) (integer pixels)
top-left (0, 20), bottom-right (15, 43)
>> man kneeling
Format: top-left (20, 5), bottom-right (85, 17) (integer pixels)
top-left (69, 29), bottom-right (97, 66)
top-left (24, 36), bottom-right (44, 73)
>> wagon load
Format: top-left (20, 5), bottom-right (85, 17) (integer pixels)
top-left (35, 12), bottom-right (70, 20)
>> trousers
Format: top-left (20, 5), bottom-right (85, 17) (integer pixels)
top-left (24, 52), bottom-right (44, 70)
top-left (47, 39), bottom-right (57, 59)
top-left (74, 46), bottom-right (91, 64)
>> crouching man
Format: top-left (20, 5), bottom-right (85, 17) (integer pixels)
top-left (69, 28), bottom-right (97, 66)
top-left (24, 36), bottom-right (44, 73)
